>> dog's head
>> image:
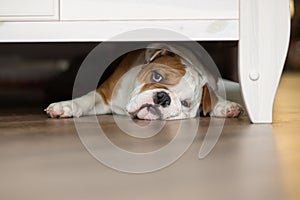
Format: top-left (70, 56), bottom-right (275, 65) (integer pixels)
top-left (125, 47), bottom-right (217, 120)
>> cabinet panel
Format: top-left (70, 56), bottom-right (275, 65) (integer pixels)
top-left (61, 0), bottom-right (238, 20)
top-left (0, 0), bottom-right (58, 21)
top-left (0, 20), bottom-right (239, 42)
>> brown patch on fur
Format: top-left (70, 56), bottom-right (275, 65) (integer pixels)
top-left (151, 54), bottom-right (186, 77)
top-left (201, 84), bottom-right (218, 116)
top-left (140, 84), bottom-right (169, 93)
top-left (138, 54), bottom-right (186, 93)
top-left (97, 50), bottom-right (144, 104)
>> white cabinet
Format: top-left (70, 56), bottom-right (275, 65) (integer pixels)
top-left (0, 0), bottom-right (240, 41)
top-left (0, 0), bottom-right (59, 21)
top-left (0, 0), bottom-right (291, 123)
top-left (60, 0), bottom-right (238, 20)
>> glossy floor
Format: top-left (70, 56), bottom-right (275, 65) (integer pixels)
top-left (0, 72), bottom-right (299, 200)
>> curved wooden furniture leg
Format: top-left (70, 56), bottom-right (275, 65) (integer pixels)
top-left (239, 0), bottom-right (290, 123)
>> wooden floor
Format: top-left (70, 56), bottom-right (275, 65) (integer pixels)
top-left (0, 72), bottom-right (299, 200)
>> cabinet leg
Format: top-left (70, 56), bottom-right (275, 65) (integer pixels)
top-left (238, 0), bottom-right (290, 123)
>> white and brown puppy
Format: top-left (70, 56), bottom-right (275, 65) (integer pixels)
top-left (45, 43), bottom-right (243, 120)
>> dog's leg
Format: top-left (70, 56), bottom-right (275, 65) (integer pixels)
top-left (202, 85), bottom-right (244, 118)
top-left (45, 91), bottom-right (111, 118)
top-left (210, 97), bottom-right (244, 118)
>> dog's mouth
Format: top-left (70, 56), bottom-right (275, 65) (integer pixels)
top-left (129, 104), bottom-right (162, 120)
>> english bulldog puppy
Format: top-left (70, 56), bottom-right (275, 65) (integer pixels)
top-left (45, 43), bottom-right (243, 120)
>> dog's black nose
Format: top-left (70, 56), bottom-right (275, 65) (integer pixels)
top-left (154, 91), bottom-right (171, 107)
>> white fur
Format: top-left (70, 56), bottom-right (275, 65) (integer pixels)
top-left (45, 91), bottom-right (109, 118)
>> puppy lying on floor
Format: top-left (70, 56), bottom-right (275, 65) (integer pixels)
top-left (45, 43), bottom-right (243, 120)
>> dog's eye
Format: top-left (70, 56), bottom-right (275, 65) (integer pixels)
top-left (181, 100), bottom-right (190, 107)
top-left (151, 71), bottom-right (163, 83)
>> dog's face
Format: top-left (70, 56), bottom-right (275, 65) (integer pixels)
top-left (126, 53), bottom-right (207, 120)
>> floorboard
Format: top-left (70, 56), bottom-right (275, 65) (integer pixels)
top-left (0, 72), bottom-right (299, 200)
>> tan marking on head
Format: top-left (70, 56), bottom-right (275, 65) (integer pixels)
top-left (140, 83), bottom-right (169, 93)
top-left (201, 84), bottom-right (218, 116)
top-left (97, 49), bottom-right (145, 104)
top-left (151, 54), bottom-right (186, 76)
top-left (138, 54), bottom-right (186, 91)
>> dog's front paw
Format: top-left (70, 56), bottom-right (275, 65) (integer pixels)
top-left (210, 101), bottom-right (244, 118)
top-left (45, 101), bottom-right (82, 118)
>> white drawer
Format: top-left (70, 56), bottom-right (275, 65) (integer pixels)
top-left (60, 0), bottom-right (239, 21)
top-left (0, 0), bottom-right (59, 21)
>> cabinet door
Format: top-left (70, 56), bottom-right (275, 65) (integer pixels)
top-left (0, 0), bottom-right (58, 21)
top-left (60, 0), bottom-right (238, 20)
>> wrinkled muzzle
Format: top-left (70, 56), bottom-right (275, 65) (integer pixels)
top-left (126, 88), bottom-right (181, 120)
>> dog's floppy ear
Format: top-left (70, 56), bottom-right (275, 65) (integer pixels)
top-left (145, 48), bottom-right (169, 63)
top-left (201, 84), bottom-right (218, 116)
